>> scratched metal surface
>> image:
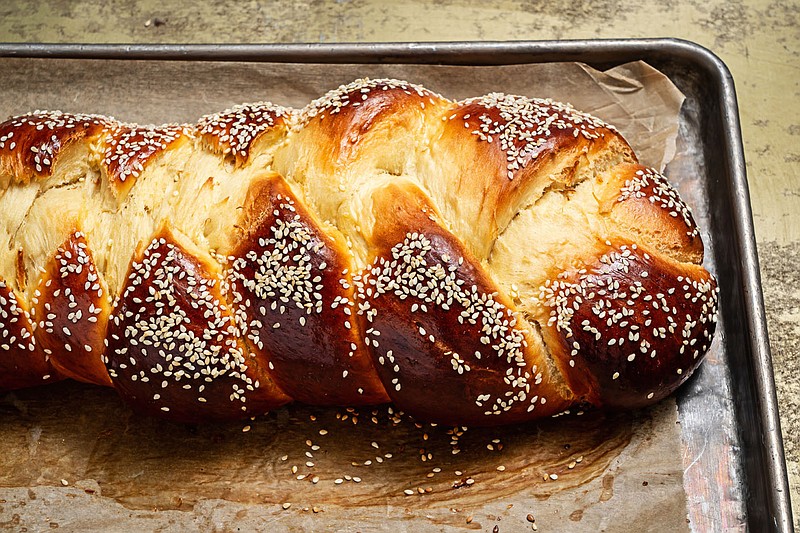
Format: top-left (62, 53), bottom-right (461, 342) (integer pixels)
top-left (0, 41), bottom-right (789, 532)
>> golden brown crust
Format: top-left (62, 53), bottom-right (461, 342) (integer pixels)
top-left (605, 164), bottom-right (704, 263)
top-left (226, 173), bottom-right (388, 405)
top-left (101, 123), bottom-right (191, 197)
top-left (299, 78), bottom-right (442, 130)
top-left (0, 277), bottom-right (59, 390)
top-left (31, 231), bottom-right (112, 386)
top-left (105, 226), bottom-right (289, 422)
top-left (360, 182), bottom-right (571, 425)
top-left (295, 78), bottom-right (448, 174)
top-left (537, 240), bottom-right (718, 408)
top-left (443, 94), bottom-right (623, 181)
top-left (0, 79), bottom-right (719, 426)
top-left (198, 103), bottom-right (292, 167)
top-left (0, 111), bottom-right (111, 184)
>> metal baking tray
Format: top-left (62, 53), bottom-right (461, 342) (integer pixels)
top-left (0, 39), bottom-right (791, 532)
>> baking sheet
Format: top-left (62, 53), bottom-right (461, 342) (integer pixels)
top-left (0, 56), bottom-right (721, 531)
top-left (2, 384), bottom-right (687, 532)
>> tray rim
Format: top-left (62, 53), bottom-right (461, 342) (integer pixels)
top-left (0, 37), bottom-right (791, 531)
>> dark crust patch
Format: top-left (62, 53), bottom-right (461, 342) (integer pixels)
top-left (106, 228), bottom-right (288, 422)
top-left (198, 103), bottom-right (291, 166)
top-left (32, 231), bottom-right (112, 387)
top-left (539, 240), bottom-right (719, 408)
top-left (0, 111), bottom-right (112, 182)
top-left (0, 277), bottom-right (58, 390)
top-left (226, 175), bottom-right (388, 405)
top-left (357, 183), bottom-right (568, 426)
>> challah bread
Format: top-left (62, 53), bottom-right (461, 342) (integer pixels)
top-left (0, 78), bottom-right (718, 425)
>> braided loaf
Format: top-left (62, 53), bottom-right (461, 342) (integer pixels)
top-left (0, 78), bottom-right (718, 425)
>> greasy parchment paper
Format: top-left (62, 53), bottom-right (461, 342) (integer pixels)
top-left (0, 59), bottom-right (688, 532)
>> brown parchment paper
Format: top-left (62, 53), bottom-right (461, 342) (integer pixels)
top-left (0, 58), bottom-right (688, 532)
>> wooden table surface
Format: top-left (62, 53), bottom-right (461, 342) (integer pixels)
top-left (1, 0), bottom-right (798, 527)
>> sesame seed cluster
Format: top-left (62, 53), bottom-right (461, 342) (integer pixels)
top-left (0, 278), bottom-right (55, 388)
top-left (224, 182), bottom-right (385, 405)
top-left (538, 242), bottom-right (718, 405)
top-left (0, 279), bottom-right (36, 354)
top-left (356, 231), bottom-right (554, 423)
top-left (0, 78), bottom-right (718, 425)
top-left (452, 93), bottom-right (615, 180)
top-left (29, 231), bottom-right (111, 386)
top-left (0, 103), bottom-right (289, 188)
top-left (198, 102), bottom-right (291, 163)
top-left (298, 78), bottom-right (439, 125)
top-left (105, 236), bottom-right (272, 419)
top-left (229, 195), bottom-right (326, 331)
top-left (0, 111), bottom-right (110, 177)
top-left (103, 124), bottom-right (190, 184)
top-left (619, 167), bottom-right (700, 238)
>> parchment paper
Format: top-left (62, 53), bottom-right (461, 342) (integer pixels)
top-left (0, 58), bottom-right (688, 532)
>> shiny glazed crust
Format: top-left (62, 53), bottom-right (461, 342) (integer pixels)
top-left (0, 78), bottom-right (718, 424)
